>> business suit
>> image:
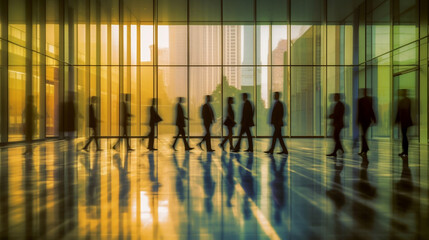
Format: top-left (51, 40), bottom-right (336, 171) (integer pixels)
top-left (234, 100), bottom-right (254, 152)
top-left (357, 96), bottom-right (376, 154)
top-left (147, 105), bottom-right (162, 150)
top-left (172, 102), bottom-right (191, 150)
top-left (328, 100), bottom-right (345, 156)
top-left (113, 100), bottom-right (132, 150)
top-left (395, 96), bottom-right (413, 156)
top-left (267, 100), bottom-right (288, 153)
top-left (199, 102), bottom-right (215, 151)
top-left (83, 103), bottom-right (100, 151)
top-left (220, 103), bottom-right (235, 150)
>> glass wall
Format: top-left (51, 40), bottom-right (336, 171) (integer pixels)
top-left (0, 0), bottom-right (428, 143)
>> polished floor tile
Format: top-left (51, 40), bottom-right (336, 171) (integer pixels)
top-left (0, 138), bottom-right (428, 239)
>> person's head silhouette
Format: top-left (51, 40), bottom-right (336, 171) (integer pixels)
top-left (274, 92), bottom-right (280, 101)
top-left (90, 96), bottom-right (97, 104)
top-left (334, 93), bottom-right (341, 102)
top-left (227, 97), bottom-right (234, 105)
top-left (205, 95), bottom-right (212, 103)
top-left (242, 93), bottom-right (248, 101)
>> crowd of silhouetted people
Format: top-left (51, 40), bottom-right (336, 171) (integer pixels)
top-left (20, 88), bottom-right (415, 158)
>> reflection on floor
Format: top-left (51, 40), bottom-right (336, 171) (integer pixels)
top-left (0, 138), bottom-right (428, 239)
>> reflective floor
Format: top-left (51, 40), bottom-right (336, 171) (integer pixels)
top-left (0, 138), bottom-right (428, 239)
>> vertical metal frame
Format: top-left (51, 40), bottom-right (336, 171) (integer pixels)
top-left (136, 21), bottom-right (141, 136)
top-left (58, 0), bottom-right (65, 139)
top-left (96, 0), bottom-right (101, 139)
top-left (154, 0), bottom-right (159, 143)
top-left (39, 0), bottom-right (47, 139)
top-left (0, 0), bottom-right (9, 143)
top-left (25, 0), bottom-right (33, 141)
top-left (419, 0), bottom-right (428, 143)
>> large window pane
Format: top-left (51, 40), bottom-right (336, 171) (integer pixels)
top-left (256, 66), bottom-right (271, 136)
top-left (272, 25), bottom-right (288, 66)
top-left (158, 25), bottom-right (187, 65)
top-left (291, 66), bottom-right (324, 136)
top-left (291, 25), bottom-right (323, 65)
top-left (140, 67), bottom-right (154, 136)
top-left (190, 25), bottom-right (221, 65)
top-left (393, 0), bottom-right (418, 48)
top-left (366, 1), bottom-right (390, 60)
top-left (158, 67), bottom-right (187, 137)
top-left (189, 67), bottom-right (221, 136)
top-left (223, 25), bottom-right (253, 66)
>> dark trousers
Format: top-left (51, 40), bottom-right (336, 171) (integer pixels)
top-left (113, 125), bottom-right (131, 149)
top-left (83, 127), bottom-right (99, 150)
top-left (173, 126), bottom-right (190, 149)
top-left (147, 125), bottom-right (155, 149)
top-left (200, 124), bottom-right (212, 150)
top-left (360, 123), bottom-right (370, 153)
top-left (401, 126), bottom-right (409, 155)
top-left (221, 126), bottom-right (234, 149)
top-left (234, 126), bottom-right (253, 151)
top-left (332, 126), bottom-right (344, 153)
top-left (269, 125), bottom-right (287, 152)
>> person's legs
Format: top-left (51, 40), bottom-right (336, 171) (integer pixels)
top-left (401, 126), bottom-right (409, 155)
top-left (125, 126), bottom-right (132, 150)
top-left (361, 124), bottom-right (369, 153)
top-left (83, 128), bottom-right (95, 150)
top-left (93, 128), bottom-right (100, 150)
top-left (148, 125), bottom-right (155, 149)
top-left (227, 127), bottom-right (234, 149)
top-left (277, 126), bottom-right (287, 152)
top-left (179, 127), bottom-right (190, 149)
top-left (333, 127), bottom-right (341, 153)
top-left (205, 124), bottom-right (212, 150)
top-left (83, 136), bottom-right (92, 150)
top-left (334, 127), bottom-right (343, 153)
top-left (245, 127), bottom-right (253, 151)
top-left (268, 126), bottom-right (277, 152)
top-left (234, 127), bottom-right (245, 150)
top-left (172, 127), bottom-right (180, 149)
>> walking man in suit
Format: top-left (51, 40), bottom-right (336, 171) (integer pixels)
top-left (197, 95), bottom-right (215, 152)
top-left (147, 98), bottom-right (162, 151)
top-left (327, 93), bottom-right (345, 157)
top-left (395, 89), bottom-right (413, 157)
top-left (219, 97), bottom-right (235, 151)
top-left (233, 93), bottom-right (254, 153)
top-left (357, 88), bottom-right (376, 156)
top-left (265, 92), bottom-right (288, 155)
top-left (172, 97), bottom-right (193, 151)
top-left (83, 96), bottom-right (101, 152)
top-left (113, 93), bottom-right (133, 151)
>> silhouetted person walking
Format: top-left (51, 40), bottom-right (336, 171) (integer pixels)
top-left (220, 97), bottom-right (235, 151)
top-left (395, 89), bottom-right (413, 157)
top-left (233, 93), bottom-right (254, 152)
top-left (197, 95), bottom-right (215, 152)
top-left (113, 94), bottom-right (133, 151)
top-left (357, 88), bottom-right (376, 156)
top-left (23, 95), bottom-right (38, 155)
top-left (172, 97), bottom-right (193, 151)
top-left (147, 98), bottom-right (162, 151)
top-left (83, 96), bottom-right (101, 152)
top-left (327, 93), bottom-right (345, 157)
top-left (265, 92), bottom-right (288, 155)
